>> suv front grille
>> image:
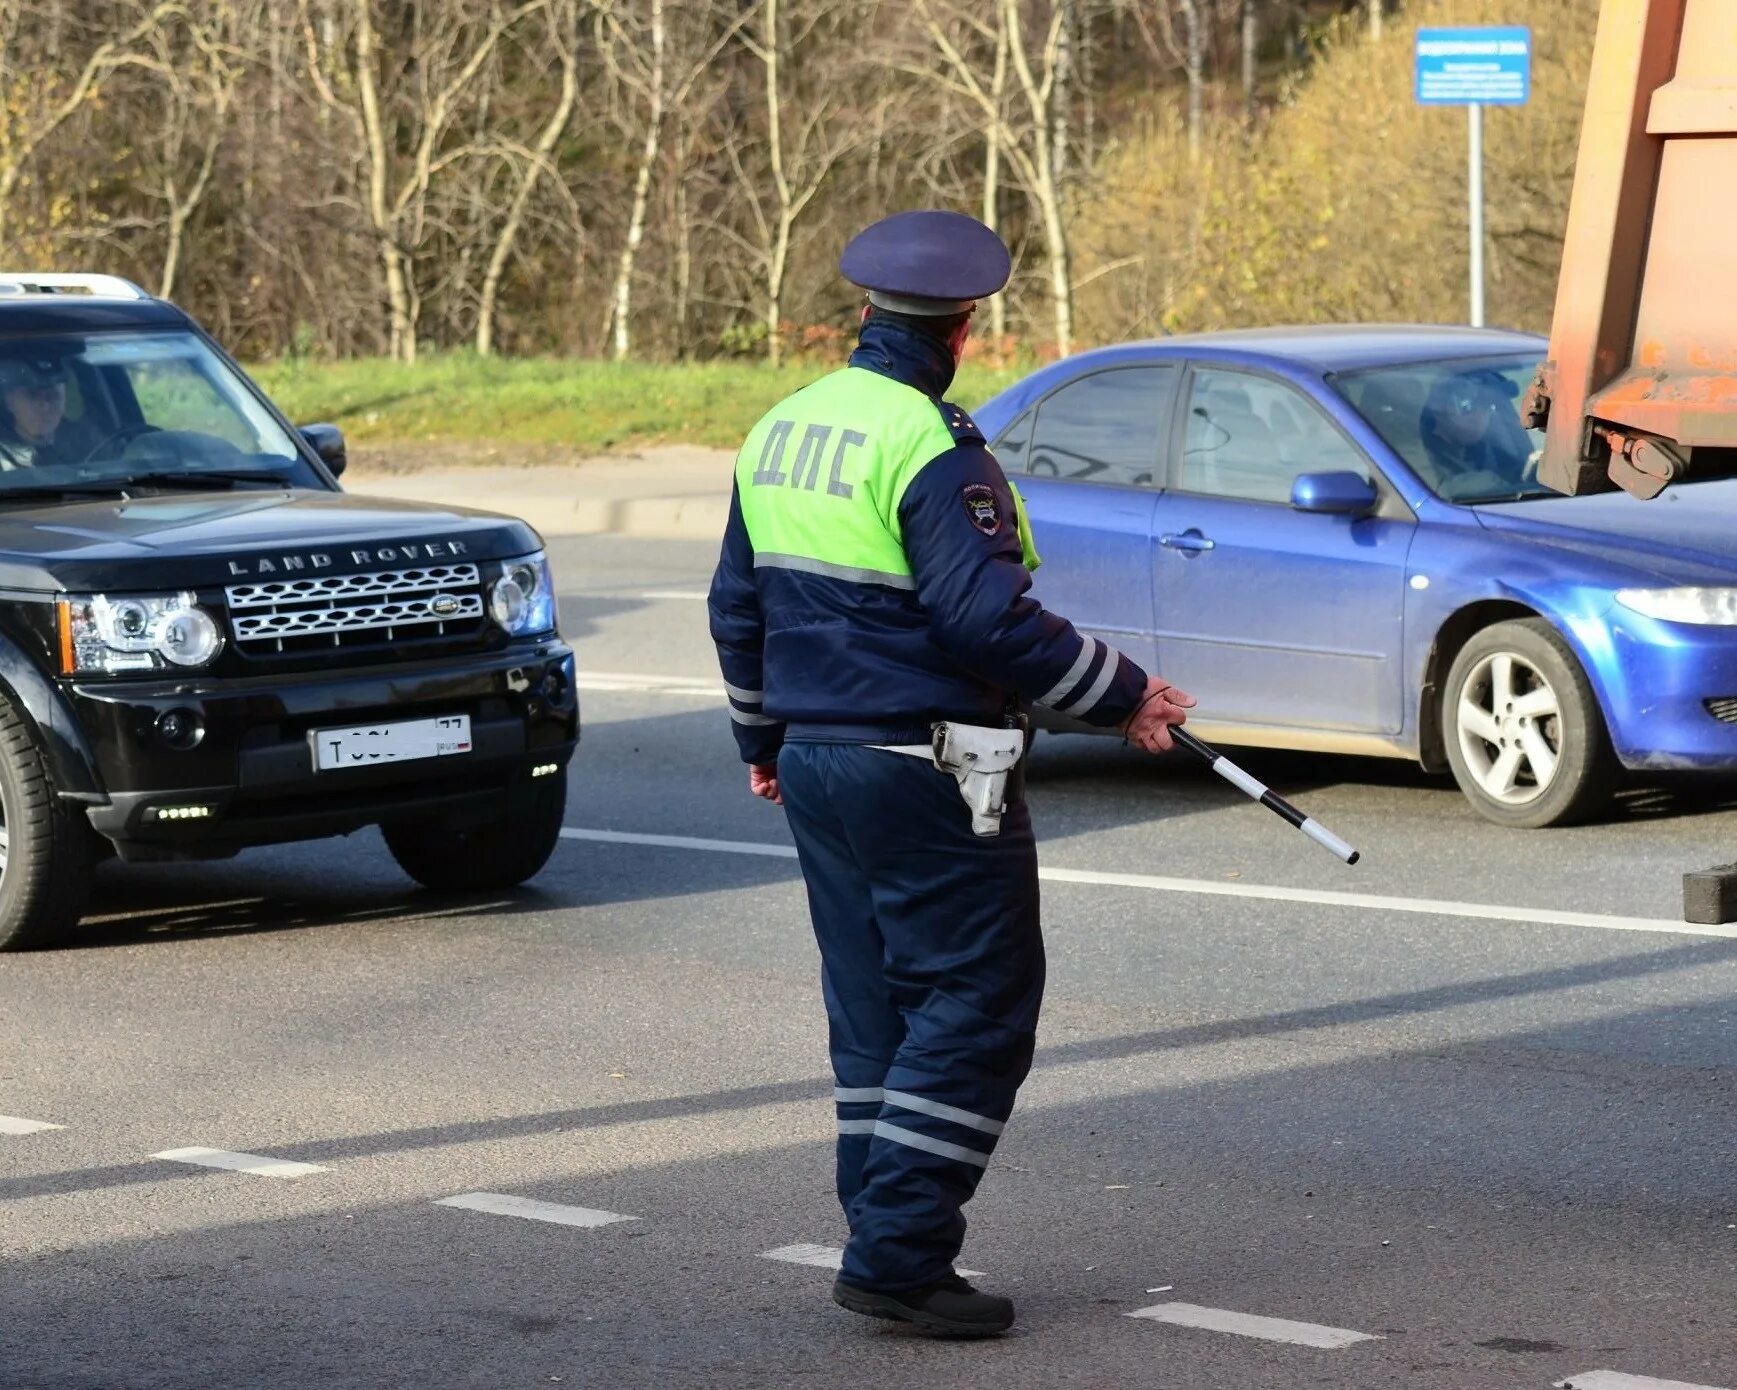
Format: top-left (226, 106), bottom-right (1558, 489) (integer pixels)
top-left (225, 564), bottom-right (486, 656)
top-left (1706, 697), bottom-right (1737, 725)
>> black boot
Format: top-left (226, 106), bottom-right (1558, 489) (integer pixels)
top-left (831, 1273), bottom-right (1015, 1336)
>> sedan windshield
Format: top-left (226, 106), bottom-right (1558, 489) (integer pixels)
top-left (0, 330), bottom-right (319, 495)
top-left (1332, 354), bottom-right (1548, 504)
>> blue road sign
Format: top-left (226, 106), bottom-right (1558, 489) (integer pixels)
top-left (1415, 26), bottom-right (1531, 106)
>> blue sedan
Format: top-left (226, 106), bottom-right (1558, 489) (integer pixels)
top-left (973, 325), bottom-right (1737, 827)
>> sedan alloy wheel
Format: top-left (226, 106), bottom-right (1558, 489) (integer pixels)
top-left (1455, 651), bottom-right (1562, 805)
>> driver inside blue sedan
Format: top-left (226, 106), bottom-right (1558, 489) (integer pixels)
top-left (1419, 369), bottom-right (1536, 496)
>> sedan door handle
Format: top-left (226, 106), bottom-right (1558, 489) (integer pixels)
top-left (1160, 530), bottom-right (1216, 553)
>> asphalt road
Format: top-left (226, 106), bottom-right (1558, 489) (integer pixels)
top-left (4, 534), bottom-right (1737, 1390)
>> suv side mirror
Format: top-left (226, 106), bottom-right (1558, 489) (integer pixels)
top-left (300, 423), bottom-right (347, 478)
top-left (1291, 470), bottom-right (1377, 516)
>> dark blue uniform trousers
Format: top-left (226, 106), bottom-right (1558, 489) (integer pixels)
top-left (777, 740), bottom-right (1044, 1293)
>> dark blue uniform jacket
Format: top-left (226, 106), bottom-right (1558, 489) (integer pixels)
top-left (709, 318), bottom-right (1148, 765)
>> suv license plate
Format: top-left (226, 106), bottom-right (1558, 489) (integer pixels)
top-left (311, 715), bottom-right (472, 772)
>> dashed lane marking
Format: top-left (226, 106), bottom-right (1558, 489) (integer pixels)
top-left (434, 1193), bottom-right (637, 1229)
top-left (637, 590), bottom-right (710, 601)
top-left (1558, 1373), bottom-right (1736, 1390)
top-left (151, 1147), bottom-right (327, 1178)
top-left (577, 671), bottom-right (726, 698)
top-left (557, 827), bottom-right (1716, 939)
top-left (1127, 1301), bottom-right (1381, 1349)
top-left (0, 1115), bottom-right (63, 1135)
top-left (761, 1244), bottom-right (984, 1278)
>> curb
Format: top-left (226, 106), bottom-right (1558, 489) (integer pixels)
top-left (344, 480), bottom-right (731, 543)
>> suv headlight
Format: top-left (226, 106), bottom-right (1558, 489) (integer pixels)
top-left (57, 592), bottom-right (224, 674)
top-left (1615, 587), bottom-right (1737, 626)
top-left (488, 553), bottom-right (557, 636)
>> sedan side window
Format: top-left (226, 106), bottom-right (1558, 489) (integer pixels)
top-left (1015, 365), bottom-right (1174, 489)
top-left (991, 405), bottom-right (1035, 475)
top-left (1180, 368), bottom-right (1369, 504)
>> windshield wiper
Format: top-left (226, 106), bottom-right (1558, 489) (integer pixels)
top-left (0, 481), bottom-right (136, 502)
top-left (116, 469), bottom-right (294, 490)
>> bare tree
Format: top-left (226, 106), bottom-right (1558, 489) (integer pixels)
top-left (911, 0), bottom-right (1078, 354)
top-left (476, 0), bottom-right (582, 357)
top-left (0, 0), bottom-right (174, 257)
top-left (300, 0), bottom-right (547, 361)
top-left (137, 2), bottom-right (249, 298)
top-left (731, 0), bottom-right (866, 364)
top-left (982, 14), bottom-right (1009, 342)
top-left (1242, 0), bottom-right (1258, 124)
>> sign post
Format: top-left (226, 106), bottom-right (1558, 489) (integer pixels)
top-left (1415, 26), bottom-right (1531, 328)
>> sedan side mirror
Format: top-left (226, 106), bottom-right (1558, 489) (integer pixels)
top-left (300, 422), bottom-right (347, 478)
top-left (1291, 470), bottom-right (1377, 516)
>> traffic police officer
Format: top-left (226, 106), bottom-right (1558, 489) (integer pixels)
top-left (708, 210), bottom-right (1194, 1335)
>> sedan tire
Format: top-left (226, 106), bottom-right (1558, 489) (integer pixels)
top-left (1441, 618), bottom-right (1617, 828)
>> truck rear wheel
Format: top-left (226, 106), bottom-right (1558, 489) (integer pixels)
top-left (383, 770), bottom-right (567, 891)
top-left (0, 692), bottom-right (95, 950)
top-left (1441, 618), bottom-right (1617, 828)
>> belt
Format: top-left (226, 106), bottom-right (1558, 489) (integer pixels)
top-left (784, 721), bottom-right (947, 746)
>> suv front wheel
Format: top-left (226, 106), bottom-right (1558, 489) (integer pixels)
top-left (0, 691), bottom-right (95, 950)
top-left (1441, 618), bottom-right (1617, 828)
top-left (383, 769), bottom-right (567, 891)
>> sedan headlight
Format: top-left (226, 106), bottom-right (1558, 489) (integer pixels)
top-left (488, 553), bottom-right (557, 636)
top-left (1615, 588), bottom-right (1737, 626)
top-left (58, 591), bottom-right (224, 674)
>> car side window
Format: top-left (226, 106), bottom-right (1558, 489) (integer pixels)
top-left (1180, 368), bottom-right (1369, 504)
top-left (1011, 365), bottom-right (1174, 489)
top-left (991, 405), bottom-right (1035, 475)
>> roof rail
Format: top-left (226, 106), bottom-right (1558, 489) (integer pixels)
top-left (0, 273), bottom-right (151, 301)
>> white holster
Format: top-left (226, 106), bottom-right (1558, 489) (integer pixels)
top-left (875, 721), bottom-right (1027, 837)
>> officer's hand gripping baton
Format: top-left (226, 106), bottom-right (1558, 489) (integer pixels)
top-left (1170, 727), bottom-right (1360, 865)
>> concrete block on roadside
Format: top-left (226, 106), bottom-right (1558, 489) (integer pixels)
top-left (1683, 863), bottom-right (1737, 925)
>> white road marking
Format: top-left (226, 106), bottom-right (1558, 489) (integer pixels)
top-left (151, 1147), bottom-right (326, 1178)
top-left (434, 1192), bottom-right (637, 1229)
top-left (761, 1244), bottom-right (984, 1278)
top-left (0, 1115), bottom-right (63, 1135)
top-left (557, 827), bottom-right (1714, 939)
top-left (1557, 1373), bottom-right (1736, 1390)
top-left (638, 589), bottom-right (710, 601)
top-left (563, 827), bottom-right (797, 859)
top-left (578, 671), bottom-right (726, 698)
top-left (1127, 1301), bottom-right (1380, 1349)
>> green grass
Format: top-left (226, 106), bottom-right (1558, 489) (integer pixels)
top-left (249, 353), bottom-right (1031, 454)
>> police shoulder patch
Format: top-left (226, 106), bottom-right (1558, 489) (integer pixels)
top-left (935, 398), bottom-right (984, 444)
top-left (961, 482), bottom-right (1002, 536)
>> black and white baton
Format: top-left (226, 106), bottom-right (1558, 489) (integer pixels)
top-left (1171, 727), bottom-right (1361, 865)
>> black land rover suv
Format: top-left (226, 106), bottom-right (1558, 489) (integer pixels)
top-left (0, 275), bottom-right (577, 949)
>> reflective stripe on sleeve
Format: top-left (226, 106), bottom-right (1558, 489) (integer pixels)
top-left (1059, 645), bottom-right (1123, 718)
top-left (1035, 635), bottom-right (1099, 710)
top-left (724, 681), bottom-right (764, 705)
top-left (755, 552), bottom-right (917, 591)
top-left (871, 1120), bottom-right (992, 1168)
top-left (881, 1089), bottom-right (1005, 1136)
top-left (836, 1118), bottom-right (877, 1135)
top-left (730, 706), bottom-right (780, 727)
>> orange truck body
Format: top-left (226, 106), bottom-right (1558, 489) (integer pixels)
top-left (1530, 0), bottom-right (1737, 498)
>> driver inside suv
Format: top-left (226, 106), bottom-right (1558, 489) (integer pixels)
top-left (0, 354), bottom-right (87, 470)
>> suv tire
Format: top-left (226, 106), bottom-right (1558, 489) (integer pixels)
top-left (1441, 618), bottom-right (1617, 828)
top-left (0, 692), bottom-right (95, 950)
top-left (383, 769), bottom-right (567, 891)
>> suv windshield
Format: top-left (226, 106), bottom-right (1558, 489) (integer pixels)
top-left (1332, 354), bottom-right (1547, 504)
top-left (0, 330), bottom-right (319, 494)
